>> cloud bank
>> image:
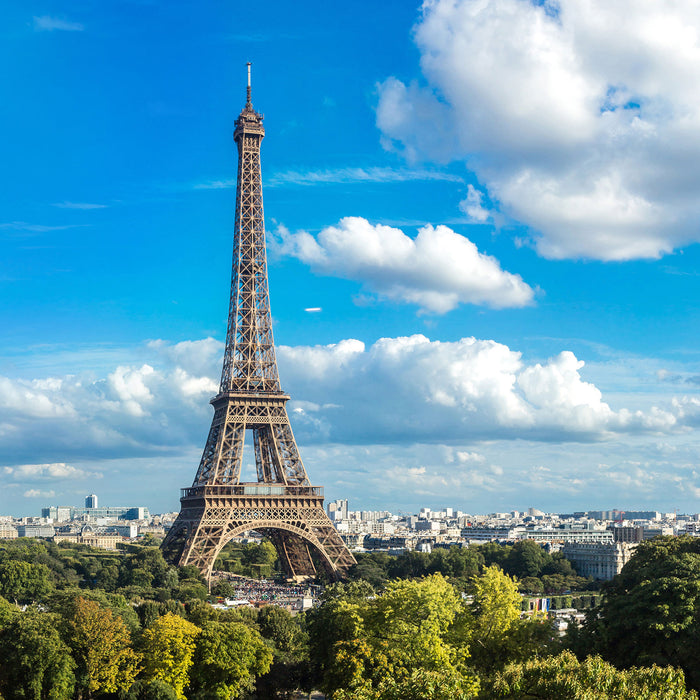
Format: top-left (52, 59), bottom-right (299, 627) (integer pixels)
top-left (2, 335), bottom-right (699, 510)
top-left (279, 335), bottom-right (681, 443)
top-left (0, 335), bottom-right (692, 473)
top-left (273, 216), bottom-right (534, 312)
top-left (377, 0), bottom-right (700, 260)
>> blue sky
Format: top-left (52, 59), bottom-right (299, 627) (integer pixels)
top-left (2, 0), bottom-right (700, 517)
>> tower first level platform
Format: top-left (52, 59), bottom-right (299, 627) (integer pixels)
top-left (162, 483), bottom-right (356, 581)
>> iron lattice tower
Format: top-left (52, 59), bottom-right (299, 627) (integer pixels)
top-left (162, 67), bottom-right (356, 582)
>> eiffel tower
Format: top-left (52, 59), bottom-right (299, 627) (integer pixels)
top-left (161, 66), bottom-right (356, 582)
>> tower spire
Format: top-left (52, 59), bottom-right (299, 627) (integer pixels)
top-left (246, 61), bottom-right (252, 107)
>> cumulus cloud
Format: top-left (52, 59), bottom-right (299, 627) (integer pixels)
top-left (273, 216), bottom-right (534, 312)
top-left (279, 335), bottom-right (680, 443)
top-left (0, 339), bottom-right (221, 465)
top-left (377, 0), bottom-right (700, 260)
top-left (300, 438), bottom-right (700, 514)
top-left (0, 335), bottom-right (694, 480)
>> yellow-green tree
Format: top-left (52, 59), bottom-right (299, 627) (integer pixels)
top-left (63, 596), bottom-right (141, 697)
top-left (141, 612), bottom-right (201, 700)
top-left (315, 574), bottom-right (480, 698)
top-left (456, 565), bottom-right (550, 672)
top-left (490, 650), bottom-right (697, 699)
top-left (189, 620), bottom-right (273, 698)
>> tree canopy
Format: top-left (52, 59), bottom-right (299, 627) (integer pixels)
top-left (577, 535), bottom-right (700, 690)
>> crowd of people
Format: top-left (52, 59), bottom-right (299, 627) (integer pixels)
top-left (214, 572), bottom-right (322, 605)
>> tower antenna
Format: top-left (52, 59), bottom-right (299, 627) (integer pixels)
top-left (246, 62), bottom-right (252, 106)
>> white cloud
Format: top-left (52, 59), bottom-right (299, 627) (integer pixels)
top-left (194, 166), bottom-right (463, 191)
top-left (459, 185), bottom-right (490, 223)
top-left (33, 16), bottom-right (84, 32)
top-left (52, 202), bottom-right (107, 210)
top-left (301, 438), bottom-right (700, 514)
top-left (1, 336), bottom-right (700, 513)
top-left (0, 335), bottom-right (694, 484)
top-left (23, 489), bottom-right (56, 499)
top-left (0, 376), bottom-right (75, 418)
top-left (147, 337), bottom-right (222, 379)
top-left (107, 365), bottom-right (156, 416)
top-left (266, 166), bottom-right (464, 187)
top-left (279, 335), bottom-right (680, 443)
top-left (4, 463), bottom-right (98, 480)
top-left (377, 0), bottom-right (700, 260)
top-left (194, 179), bottom-right (236, 190)
top-left (0, 339), bottom-right (223, 464)
top-left (0, 221), bottom-right (78, 233)
top-left (273, 216), bottom-right (534, 312)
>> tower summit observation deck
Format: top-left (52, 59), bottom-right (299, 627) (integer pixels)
top-left (161, 66), bottom-right (356, 582)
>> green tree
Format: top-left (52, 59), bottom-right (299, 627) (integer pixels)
top-left (0, 559), bottom-right (53, 603)
top-left (258, 605), bottom-right (300, 654)
top-left (517, 577), bottom-right (543, 595)
top-left (579, 535), bottom-right (700, 690)
top-left (0, 610), bottom-right (76, 700)
top-left (489, 650), bottom-right (697, 699)
top-left (189, 620), bottom-right (273, 698)
top-left (386, 550), bottom-right (430, 579)
top-left (444, 546), bottom-right (484, 580)
top-left (121, 547), bottom-right (172, 588)
top-left (503, 541), bottom-right (546, 579)
top-left (185, 599), bottom-right (218, 627)
top-left (0, 594), bottom-right (18, 626)
top-left (96, 563), bottom-right (120, 591)
top-left (172, 581), bottom-right (208, 603)
top-left (62, 596), bottom-right (141, 697)
top-left (240, 541), bottom-right (277, 578)
top-left (255, 605), bottom-right (312, 698)
top-left (478, 542), bottom-right (511, 570)
top-left (177, 565), bottom-right (204, 583)
top-left (541, 551), bottom-right (576, 577)
top-left (141, 612), bottom-right (201, 700)
top-left (120, 679), bottom-right (178, 700)
top-left (334, 667), bottom-right (476, 700)
top-left (368, 574), bottom-right (466, 672)
top-left (48, 588), bottom-right (141, 634)
top-left (350, 555), bottom-right (390, 589)
top-left (212, 579), bottom-right (236, 598)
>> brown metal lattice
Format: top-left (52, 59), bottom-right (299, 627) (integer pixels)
top-left (161, 71), bottom-right (355, 582)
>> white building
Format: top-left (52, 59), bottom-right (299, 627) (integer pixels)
top-left (562, 542), bottom-right (637, 581)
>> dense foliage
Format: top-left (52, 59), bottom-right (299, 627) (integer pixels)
top-left (0, 535), bottom-right (696, 699)
top-left (570, 535), bottom-right (700, 691)
top-left (350, 540), bottom-right (596, 594)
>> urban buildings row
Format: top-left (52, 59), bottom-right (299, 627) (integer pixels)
top-left (0, 495), bottom-right (695, 581)
top-left (326, 500), bottom-right (697, 580)
top-left (0, 494), bottom-right (162, 550)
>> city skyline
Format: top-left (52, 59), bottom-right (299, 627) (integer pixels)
top-left (2, 0), bottom-right (700, 517)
